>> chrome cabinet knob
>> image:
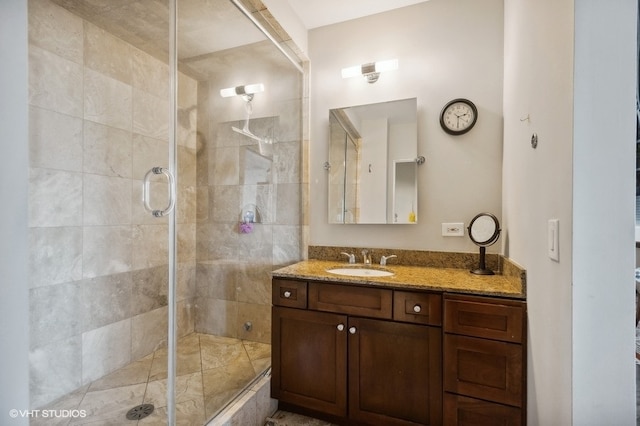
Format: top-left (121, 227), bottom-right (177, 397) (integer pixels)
top-left (283, 291), bottom-right (291, 298)
top-left (337, 324), bottom-right (345, 331)
top-left (349, 326), bottom-right (357, 334)
top-left (413, 304), bottom-right (422, 313)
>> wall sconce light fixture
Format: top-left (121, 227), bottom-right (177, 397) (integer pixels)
top-left (341, 59), bottom-right (398, 84)
top-left (219, 83), bottom-right (264, 101)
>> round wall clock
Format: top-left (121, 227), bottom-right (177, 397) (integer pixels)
top-left (439, 98), bottom-right (478, 135)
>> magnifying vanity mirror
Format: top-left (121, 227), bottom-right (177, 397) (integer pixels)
top-left (327, 98), bottom-right (419, 224)
top-left (468, 212), bottom-right (501, 275)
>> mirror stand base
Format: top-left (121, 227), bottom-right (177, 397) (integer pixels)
top-left (470, 268), bottom-right (495, 275)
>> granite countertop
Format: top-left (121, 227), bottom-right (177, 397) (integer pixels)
top-left (272, 259), bottom-right (525, 299)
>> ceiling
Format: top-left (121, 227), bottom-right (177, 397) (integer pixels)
top-left (286, 0), bottom-right (429, 29)
top-left (50, 0), bottom-right (428, 79)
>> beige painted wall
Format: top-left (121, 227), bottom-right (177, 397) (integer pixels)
top-left (504, 0), bottom-right (637, 423)
top-left (308, 0), bottom-right (505, 253)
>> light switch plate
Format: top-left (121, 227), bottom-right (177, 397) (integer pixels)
top-left (548, 219), bottom-right (559, 262)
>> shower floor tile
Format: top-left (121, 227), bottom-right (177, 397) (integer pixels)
top-left (32, 333), bottom-right (270, 426)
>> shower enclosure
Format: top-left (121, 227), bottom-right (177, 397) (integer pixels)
top-left (27, 0), bottom-right (303, 423)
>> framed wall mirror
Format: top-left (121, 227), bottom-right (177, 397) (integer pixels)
top-left (327, 98), bottom-right (419, 224)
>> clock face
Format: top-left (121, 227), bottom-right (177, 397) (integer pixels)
top-left (440, 99), bottom-right (478, 135)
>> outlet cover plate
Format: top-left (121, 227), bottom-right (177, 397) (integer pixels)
top-left (442, 222), bottom-right (464, 237)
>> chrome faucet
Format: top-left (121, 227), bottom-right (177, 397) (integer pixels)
top-left (361, 249), bottom-right (372, 265)
top-left (380, 254), bottom-right (397, 266)
top-left (341, 252), bottom-right (355, 264)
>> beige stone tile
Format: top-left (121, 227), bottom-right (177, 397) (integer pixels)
top-left (149, 333), bottom-right (202, 381)
top-left (82, 319), bottom-right (132, 384)
top-left (235, 262), bottom-right (272, 305)
top-left (266, 410), bottom-right (337, 426)
top-left (133, 88), bottom-right (170, 141)
top-left (177, 261), bottom-right (197, 303)
top-left (84, 68), bottom-right (133, 131)
top-left (144, 371), bottom-right (203, 408)
top-left (212, 185), bottom-right (241, 222)
top-left (29, 227), bottom-right (83, 288)
top-left (236, 302), bottom-right (271, 344)
top-left (84, 21), bottom-right (132, 84)
top-left (29, 336), bottom-right (83, 409)
top-left (82, 225), bottom-right (132, 278)
top-left (29, 106), bottom-right (83, 172)
top-left (71, 383), bottom-right (146, 425)
top-left (243, 341), bottom-right (271, 363)
top-left (88, 354), bottom-right (153, 392)
top-left (132, 48), bottom-right (169, 99)
top-left (131, 133), bottom-right (169, 180)
top-left (177, 299), bottom-right (196, 337)
top-left (212, 146), bottom-right (240, 186)
top-left (80, 272), bottom-right (132, 332)
top-left (131, 224), bottom-right (169, 269)
top-left (83, 120), bottom-right (132, 178)
top-left (30, 282), bottom-right (82, 348)
top-left (250, 357), bottom-right (271, 376)
top-left (275, 183), bottom-right (301, 225)
top-left (28, 45), bottom-right (83, 117)
top-left (139, 397), bottom-right (206, 426)
top-left (177, 223), bottom-right (197, 264)
top-left (83, 174), bottom-right (132, 226)
top-left (29, 168), bottom-right (83, 227)
top-left (31, 384), bottom-right (89, 426)
top-left (131, 307), bottom-right (168, 360)
top-left (200, 335), bottom-right (246, 370)
top-left (202, 358), bottom-right (256, 419)
top-left (29, 0), bottom-right (83, 64)
top-left (177, 184), bottom-right (197, 224)
top-left (195, 298), bottom-right (238, 337)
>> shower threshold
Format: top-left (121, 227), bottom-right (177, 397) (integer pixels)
top-left (31, 333), bottom-right (271, 425)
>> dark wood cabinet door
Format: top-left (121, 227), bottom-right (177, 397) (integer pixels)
top-left (444, 393), bottom-right (522, 426)
top-left (271, 307), bottom-right (348, 416)
top-left (444, 334), bottom-right (523, 407)
top-left (348, 317), bottom-right (443, 426)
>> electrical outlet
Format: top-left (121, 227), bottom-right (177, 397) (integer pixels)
top-left (442, 223), bottom-right (464, 237)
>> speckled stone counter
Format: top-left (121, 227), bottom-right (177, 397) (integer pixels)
top-left (272, 259), bottom-right (525, 299)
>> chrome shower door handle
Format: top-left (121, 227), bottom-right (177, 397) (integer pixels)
top-left (142, 167), bottom-right (176, 217)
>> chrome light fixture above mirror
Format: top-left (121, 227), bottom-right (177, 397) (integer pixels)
top-left (341, 59), bottom-right (398, 83)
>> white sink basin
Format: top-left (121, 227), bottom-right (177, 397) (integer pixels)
top-left (326, 267), bottom-right (394, 277)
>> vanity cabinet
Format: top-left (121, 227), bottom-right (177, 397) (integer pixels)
top-left (272, 277), bottom-right (527, 426)
top-left (272, 279), bottom-right (443, 426)
top-left (443, 294), bottom-right (527, 425)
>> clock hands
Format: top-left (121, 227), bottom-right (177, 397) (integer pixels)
top-left (452, 111), bottom-right (470, 128)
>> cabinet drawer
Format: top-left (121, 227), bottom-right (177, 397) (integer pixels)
top-left (273, 279), bottom-right (307, 308)
top-left (309, 282), bottom-right (392, 319)
top-left (444, 334), bottom-right (523, 407)
top-left (444, 296), bottom-right (525, 343)
top-left (444, 393), bottom-right (522, 426)
top-left (393, 291), bottom-right (442, 325)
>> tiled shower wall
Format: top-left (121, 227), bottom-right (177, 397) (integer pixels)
top-left (194, 48), bottom-right (303, 344)
top-left (28, 0), bottom-right (197, 408)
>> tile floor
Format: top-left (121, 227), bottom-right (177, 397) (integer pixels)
top-left (265, 411), bottom-right (337, 426)
top-left (32, 333), bottom-right (271, 425)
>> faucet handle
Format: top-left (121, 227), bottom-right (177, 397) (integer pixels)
top-left (361, 249), bottom-right (372, 265)
top-left (341, 252), bottom-right (355, 264)
top-left (380, 254), bottom-right (397, 266)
